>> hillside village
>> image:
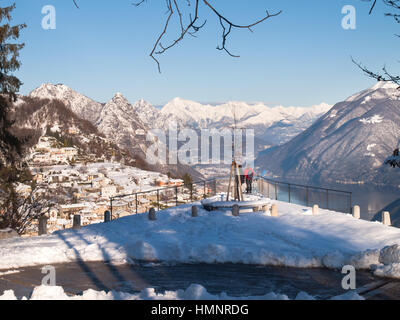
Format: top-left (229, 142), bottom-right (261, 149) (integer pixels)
top-left (19, 134), bottom-right (188, 236)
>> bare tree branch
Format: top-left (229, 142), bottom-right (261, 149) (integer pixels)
top-left (74, 0), bottom-right (281, 72)
top-left (354, 0), bottom-right (400, 87)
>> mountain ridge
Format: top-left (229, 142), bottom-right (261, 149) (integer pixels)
top-left (256, 82), bottom-right (400, 186)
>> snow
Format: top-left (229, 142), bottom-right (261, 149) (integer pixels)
top-left (32, 162), bottom-right (170, 194)
top-left (159, 98), bottom-right (331, 131)
top-left (0, 290), bottom-right (18, 300)
top-left (365, 144), bottom-right (376, 157)
top-left (2, 195), bottom-right (400, 279)
top-left (361, 96), bottom-right (372, 105)
top-left (359, 115), bottom-right (383, 124)
top-left (346, 81), bottom-right (399, 102)
top-left (329, 110), bottom-right (338, 118)
top-left (0, 284), bottom-right (363, 300)
top-left (0, 270), bottom-right (20, 276)
top-left (370, 81), bottom-right (399, 91)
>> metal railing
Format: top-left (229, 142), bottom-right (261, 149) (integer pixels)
top-left (109, 176), bottom-right (353, 218)
top-left (255, 177), bottom-right (352, 213)
top-left (109, 177), bottom-right (230, 218)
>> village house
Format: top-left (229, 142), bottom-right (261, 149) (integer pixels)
top-left (92, 176), bottom-right (111, 188)
top-left (36, 136), bottom-right (57, 150)
top-left (101, 185), bottom-right (117, 199)
top-left (33, 173), bottom-right (44, 184)
top-left (32, 153), bottom-right (50, 164)
top-left (67, 127), bottom-right (79, 135)
top-left (169, 179), bottom-right (184, 187)
top-left (156, 179), bottom-right (169, 187)
top-left (111, 200), bottom-right (130, 213)
top-left (58, 203), bottom-right (90, 219)
top-left (61, 147), bottom-right (78, 159)
top-left (50, 152), bottom-right (68, 164)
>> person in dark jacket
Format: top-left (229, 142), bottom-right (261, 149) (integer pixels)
top-left (244, 167), bottom-right (255, 194)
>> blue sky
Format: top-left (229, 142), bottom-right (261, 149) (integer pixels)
top-left (6, 0), bottom-right (400, 107)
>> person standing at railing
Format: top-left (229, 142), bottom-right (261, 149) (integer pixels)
top-left (244, 167), bottom-right (255, 194)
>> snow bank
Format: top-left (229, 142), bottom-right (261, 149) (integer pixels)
top-left (2, 196), bottom-right (400, 277)
top-left (0, 284), bottom-right (363, 301)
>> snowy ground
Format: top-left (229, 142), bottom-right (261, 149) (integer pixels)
top-left (2, 195), bottom-right (400, 278)
top-left (0, 284), bottom-right (363, 301)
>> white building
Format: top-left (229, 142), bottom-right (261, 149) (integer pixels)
top-left (101, 185), bottom-right (117, 198)
top-left (36, 136), bottom-right (57, 150)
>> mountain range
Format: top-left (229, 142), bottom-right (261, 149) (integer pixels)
top-left (28, 83), bottom-right (330, 153)
top-left (256, 82), bottom-right (400, 186)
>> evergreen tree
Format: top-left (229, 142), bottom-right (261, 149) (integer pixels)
top-left (183, 173), bottom-right (193, 189)
top-left (0, 3), bottom-right (26, 166)
top-left (0, 4), bottom-right (41, 234)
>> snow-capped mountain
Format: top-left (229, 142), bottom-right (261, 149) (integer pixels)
top-left (29, 83), bottom-right (330, 149)
top-left (29, 84), bottom-right (103, 123)
top-left (132, 99), bottom-right (160, 126)
top-left (11, 96), bottom-right (137, 165)
top-left (29, 85), bottom-right (150, 158)
top-left (256, 82), bottom-right (400, 186)
top-left (26, 83), bottom-right (331, 178)
top-left (152, 97), bottom-right (330, 139)
top-left (27, 84), bottom-right (202, 179)
top-left (96, 93), bottom-right (149, 156)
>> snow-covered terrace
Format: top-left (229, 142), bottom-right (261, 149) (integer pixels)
top-left (1, 195), bottom-right (400, 279)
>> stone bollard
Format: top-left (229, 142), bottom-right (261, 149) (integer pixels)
top-left (312, 204), bottom-right (319, 215)
top-left (352, 205), bottom-right (360, 219)
top-left (73, 215), bottom-right (81, 229)
top-left (382, 211), bottom-right (391, 226)
top-left (270, 204), bottom-right (278, 217)
top-left (38, 216), bottom-right (48, 235)
top-left (149, 207), bottom-right (157, 221)
top-left (104, 210), bottom-right (111, 223)
top-left (192, 206), bottom-right (198, 217)
top-left (232, 204), bottom-right (240, 217)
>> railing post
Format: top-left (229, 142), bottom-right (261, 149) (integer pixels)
top-left (349, 193), bottom-right (352, 214)
top-left (149, 207), bottom-right (157, 221)
top-left (306, 187), bottom-right (309, 207)
top-left (326, 189), bottom-right (329, 209)
top-left (192, 206), bottom-right (198, 217)
top-left (288, 184), bottom-right (291, 203)
top-left (38, 216), bottom-right (48, 236)
top-left (203, 181), bottom-right (206, 199)
top-left (213, 179), bottom-right (217, 196)
top-left (175, 186), bottom-right (178, 206)
top-left (73, 215), bottom-right (81, 229)
top-left (190, 183), bottom-right (193, 202)
top-left (104, 210), bottom-right (111, 223)
top-left (157, 190), bottom-right (160, 211)
top-left (110, 198), bottom-right (113, 220)
top-left (275, 182), bottom-right (278, 200)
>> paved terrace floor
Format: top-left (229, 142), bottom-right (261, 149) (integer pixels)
top-left (0, 261), bottom-right (394, 299)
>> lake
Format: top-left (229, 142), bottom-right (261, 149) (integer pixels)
top-left (258, 178), bottom-right (400, 221)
